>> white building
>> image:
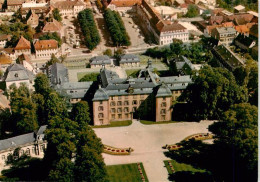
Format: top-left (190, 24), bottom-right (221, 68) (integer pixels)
top-left (0, 35), bottom-right (11, 48)
top-left (53, 0), bottom-right (85, 17)
top-left (34, 39), bottom-right (59, 58)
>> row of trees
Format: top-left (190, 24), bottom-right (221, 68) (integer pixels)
top-left (0, 73), bottom-right (107, 181)
top-left (104, 9), bottom-right (131, 47)
top-left (78, 9), bottom-right (101, 51)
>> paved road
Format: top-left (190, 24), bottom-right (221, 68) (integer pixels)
top-left (94, 120), bottom-right (214, 182)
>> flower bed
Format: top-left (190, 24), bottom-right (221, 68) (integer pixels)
top-left (164, 133), bottom-right (213, 151)
top-left (137, 163), bottom-right (146, 182)
top-left (103, 145), bottom-right (134, 155)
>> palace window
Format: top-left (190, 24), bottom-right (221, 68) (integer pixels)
top-left (125, 114), bottom-right (129, 118)
top-left (26, 148), bottom-right (30, 156)
top-left (161, 115), bottom-right (166, 120)
top-left (98, 113), bottom-right (104, 118)
top-left (117, 108), bottom-right (122, 113)
top-left (110, 101), bottom-right (115, 106)
top-left (161, 109), bottom-right (166, 114)
top-left (161, 102), bottom-right (166, 107)
top-left (117, 101), bottom-right (122, 106)
top-left (132, 100), bottom-right (137, 105)
top-left (99, 101), bottom-right (103, 104)
top-left (98, 106), bottom-right (103, 111)
top-left (118, 114), bottom-right (122, 119)
top-left (133, 95), bottom-right (137, 99)
top-left (118, 96), bottom-right (122, 100)
top-left (124, 101), bottom-right (129, 105)
top-left (124, 107), bottom-right (129, 112)
top-left (32, 147), bottom-right (35, 154)
top-left (112, 114), bottom-right (115, 119)
top-left (40, 145), bottom-right (45, 152)
top-left (163, 97), bottom-right (166, 101)
top-left (111, 108), bottom-right (116, 113)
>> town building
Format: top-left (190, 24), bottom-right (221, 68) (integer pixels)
top-left (90, 55), bottom-right (112, 68)
top-left (0, 48), bottom-right (16, 61)
top-left (34, 39), bottom-right (59, 58)
top-left (3, 63), bottom-right (35, 90)
top-left (7, 0), bottom-right (26, 12)
top-left (0, 125), bottom-right (47, 167)
top-left (26, 10), bottom-right (39, 28)
top-left (211, 27), bottom-right (236, 46)
top-left (17, 54), bottom-right (36, 74)
top-left (234, 33), bottom-right (256, 51)
top-left (21, 2), bottom-right (50, 17)
top-left (234, 5), bottom-right (245, 14)
top-left (92, 61), bottom-right (192, 125)
top-left (119, 54), bottom-right (140, 67)
top-left (14, 36), bottom-right (31, 57)
top-left (0, 52), bottom-right (12, 71)
top-left (42, 19), bottom-right (62, 34)
top-left (136, 0), bottom-right (189, 45)
top-left (0, 35), bottom-right (11, 48)
top-left (168, 55), bottom-right (194, 75)
top-left (212, 45), bottom-right (244, 71)
top-left (48, 63), bottom-right (93, 103)
top-left (53, 0), bottom-right (85, 17)
top-left (103, 0), bottom-right (141, 12)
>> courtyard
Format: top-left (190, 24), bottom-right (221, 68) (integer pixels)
top-left (94, 120), bottom-right (214, 182)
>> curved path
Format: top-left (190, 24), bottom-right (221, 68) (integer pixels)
top-left (94, 120), bottom-right (214, 182)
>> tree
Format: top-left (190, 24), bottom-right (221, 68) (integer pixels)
top-left (209, 103), bottom-right (258, 181)
top-left (9, 84), bottom-right (38, 134)
top-left (52, 8), bottom-right (62, 22)
top-left (185, 5), bottom-right (199, 18)
top-left (79, 73), bottom-right (99, 82)
top-left (34, 73), bottom-right (51, 96)
top-left (114, 47), bottom-right (125, 60)
top-left (70, 101), bottom-right (91, 125)
top-left (46, 54), bottom-right (60, 67)
top-left (180, 66), bottom-right (248, 120)
top-left (103, 49), bottom-right (112, 56)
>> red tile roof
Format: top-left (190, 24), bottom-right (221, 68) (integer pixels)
top-left (54, 0), bottom-right (85, 8)
top-left (14, 36), bottom-right (31, 50)
top-left (34, 39), bottom-right (58, 50)
top-left (43, 19), bottom-right (62, 32)
top-left (105, 0), bottom-right (141, 7)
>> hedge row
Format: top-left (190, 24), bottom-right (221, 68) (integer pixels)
top-left (78, 9), bottom-right (100, 50)
top-left (104, 9), bottom-right (131, 47)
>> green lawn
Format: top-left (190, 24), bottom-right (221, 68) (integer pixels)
top-left (107, 163), bottom-right (148, 182)
top-left (92, 120), bottom-right (132, 128)
top-left (77, 72), bottom-right (99, 81)
top-left (125, 69), bottom-right (141, 78)
top-left (164, 160), bottom-right (206, 175)
top-left (140, 120), bottom-right (179, 125)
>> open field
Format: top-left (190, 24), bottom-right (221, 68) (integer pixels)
top-left (107, 163), bottom-right (148, 182)
top-left (164, 160), bottom-right (206, 174)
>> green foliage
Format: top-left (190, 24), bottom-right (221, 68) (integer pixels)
top-left (46, 54), bottom-right (60, 67)
top-left (34, 73), bottom-right (51, 96)
top-left (104, 9), bottom-right (131, 47)
top-left (103, 48), bottom-right (112, 56)
top-left (0, 23), bottom-right (35, 47)
top-left (96, 0), bottom-right (104, 11)
top-left (78, 9), bottom-right (101, 50)
top-left (39, 32), bottom-right (62, 47)
top-left (217, 0), bottom-right (258, 11)
top-left (114, 47), bottom-right (126, 59)
top-left (79, 73), bottom-right (99, 82)
top-left (52, 8), bottom-right (62, 22)
top-left (185, 5), bottom-right (199, 18)
top-left (70, 101), bottom-right (91, 125)
top-left (208, 103), bottom-right (258, 181)
top-left (9, 84), bottom-right (38, 134)
top-left (180, 66), bottom-right (248, 120)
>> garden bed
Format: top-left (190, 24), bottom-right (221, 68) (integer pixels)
top-left (103, 145), bottom-right (134, 155)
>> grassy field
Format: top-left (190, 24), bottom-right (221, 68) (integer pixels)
top-left (164, 160), bottom-right (206, 175)
top-left (107, 163), bottom-right (148, 182)
top-left (77, 72), bottom-right (99, 81)
top-left (92, 120), bottom-right (132, 128)
top-left (140, 120), bottom-right (179, 125)
top-left (125, 69), bottom-right (141, 78)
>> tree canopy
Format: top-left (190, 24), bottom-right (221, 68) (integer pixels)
top-left (185, 5), bottom-right (199, 18)
top-left (52, 8), bottom-right (62, 22)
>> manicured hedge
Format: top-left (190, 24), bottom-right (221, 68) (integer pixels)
top-left (104, 9), bottom-right (130, 46)
top-left (78, 9), bottom-right (100, 50)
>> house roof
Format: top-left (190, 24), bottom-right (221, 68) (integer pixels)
top-left (34, 39), bottom-right (58, 50)
top-left (7, 0), bottom-right (25, 5)
top-left (92, 88), bottom-right (109, 101)
top-left (14, 36), bottom-right (31, 50)
top-left (54, 0), bottom-right (85, 8)
top-left (0, 53), bottom-right (12, 65)
top-left (120, 54), bottom-right (140, 63)
top-left (156, 21), bottom-right (186, 33)
top-left (0, 125), bottom-right (46, 151)
top-left (48, 63), bottom-right (69, 85)
top-left (215, 27), bottom-right (236, 34)
top-left (4, 63), bottom-right (35, 82)
top-left (17, 54), bottom-right (32, 65)
top-left (235, 25), bottom-right (249, 34)
top-left (234, 33), bottom-right (255, 47)
top-left (90, 55), bottom-right (111, 65)
top-left (106, 0), bottom-right (141, 7)
top-left (234, 5), bottom-right (245, 11)
top-left (156, 83), bottom-right (172, 97)
top-left (0, 34), bottom-right (11, 41)
top-left (209, 15), bottom-right (223, 25)
top-left (42, 19), bottom-right (62, 32)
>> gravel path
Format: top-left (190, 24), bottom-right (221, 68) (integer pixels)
top-left (94, 120), bottom-right (214, 182)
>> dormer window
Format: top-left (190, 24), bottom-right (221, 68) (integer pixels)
top-left (14, 73), bottom-right (18, 77)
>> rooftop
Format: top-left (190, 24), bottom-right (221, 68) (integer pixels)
top-left (14, 36), bottom-right (31, 50)
top-left (4, 63), bottom-right (35, 82)
top-left (34, 39), bottom-right (58, 50)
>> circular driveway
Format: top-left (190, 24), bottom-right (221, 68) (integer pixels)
top-left (94, 120), bottom-right (214, 182)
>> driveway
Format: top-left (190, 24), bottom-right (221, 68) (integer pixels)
top-left (94, 120), bottom-right (214, 182)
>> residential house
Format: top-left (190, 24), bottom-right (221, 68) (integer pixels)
top-left (0, 48), bottom-right (16, 61)
top-left (3, 63), bottom-right (35, 90)
top-left (0, 35), bottom-right (11, 48)
top-left (17, 54), bottom-right (36, 74)
top-left (26, 10), bottom-right (39, 28)
top-left (48, 63), bottom-right (93, 103)
top-left (103, 0), bottom-right (141, 12)
top-left (90, 55), bottom-right (112, 68)
top-left (212, 45), bottom-right (244, 71)
top-left (211, 27), bottom-right (236, 46)
top-left (92, 61), bottom-right (192, 125)
top-left (235, 24), bottom-right (249, 36)
top-left (7, 0), bottom-right (25, 11)
top-left (53, 0), bottom-right (85, 17)
top-left (0, 125), bottom-right (47, 166)
top-left (119, 54), bottom-right (140, 67)
top-left (234, 33), bottom-right (256, 51)
top-left (42, 19), bottom-right (62, 34)
top-left (34, 39), bottom-right (59, 58)
top-left (0, 52), bottom-right (12, 71)
top-left (14, 36), bottom-right (31, 57)
top-left (137, 0), bottom-right (189, 45)
top-left (234, 5), bottom-right (245, 13)
top-left (21, 2), bottom-right (50, 17)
